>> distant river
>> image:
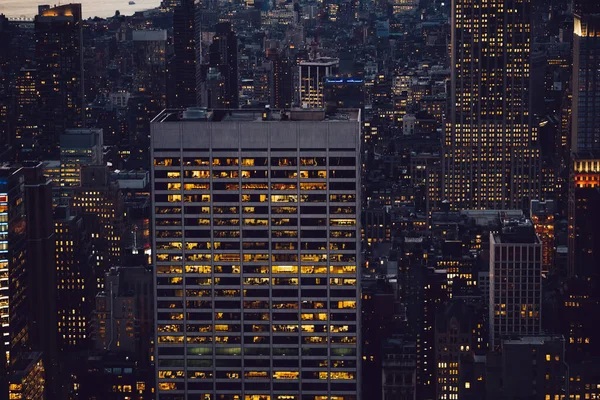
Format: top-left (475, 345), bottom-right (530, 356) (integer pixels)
top-left (0, 0), bottom-right (161, 19)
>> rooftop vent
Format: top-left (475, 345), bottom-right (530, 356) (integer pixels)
top-left (182, 107), bottom-right (208, 120)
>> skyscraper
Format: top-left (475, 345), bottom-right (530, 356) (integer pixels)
top-left (23, 162), bottom-right (57, 396)
top-left (54, 206), bottom-right (93, 352)
top-left (208, 23), bottom-right (239, 109)
top-left (170, 0), bottom-right (197, 108)
top-left (151, 108), bottom-right (361, 399)
top-left (568, 0), bottom-right (600, 278)
top-left (132, 30), bottom-right (167, 108)
top-left (267, 48), bottom-right (294, 110)
top-left (444, 0), bottom-right (540, 210)
top-left (489, 217), bottom-right (542, 348)
top-left (35, 4), bottom-right (84, 155)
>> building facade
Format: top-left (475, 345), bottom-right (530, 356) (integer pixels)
top-left (299, 58), bottom-right (339, 108)
top-left (568, 0), bottom-right (600, 278)
top-left (151, 108), bottom-right (361, 400)
top-left (170, 0), bottom-right (196, 108)
top-left (489, 218), bottom-right (542, 348)
top-left (444, 0), bottom-right (540, 210)
top-left (35, 4), bottom-right (84, 155)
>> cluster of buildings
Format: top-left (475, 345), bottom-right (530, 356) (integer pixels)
top-left (0, 0), bottom-right (598, 398)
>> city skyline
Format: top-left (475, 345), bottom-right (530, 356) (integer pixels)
top-left (0, 0), bottom-right (596, 399)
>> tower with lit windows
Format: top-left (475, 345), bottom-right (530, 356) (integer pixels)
top-left (444, 0), bottom-right (540, 210)
top-left (299, 58), bottom-right (339, 109)
top-left (0, 168), bottom-right (27, 374)
top-left (151, 108), bottom-right (361, 400)
top-left (35, 4), bottom-right (84, 155)
top-left (568, 0), bottom-right (600, 278)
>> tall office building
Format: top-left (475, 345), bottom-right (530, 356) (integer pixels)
top-left (568, 0), bottom-right (600, 278)
top-left (170, 0), bottom-right (197, 108)
top-left (35, 4), bottom-right (84, 155)
top-left (207, 23), bottom-right (239, 109)
top-left (152, 108), bottom-right (361, 400)
top-left (23, 162), bottom-right (57, 396)
top-left (299, 58), bottom-right (339, 108)
top-left (444, 0), bottom-right (540, 210)
top-left (489, 217), bottom-right (542, 348)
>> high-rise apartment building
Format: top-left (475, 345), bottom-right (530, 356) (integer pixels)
top-left (568, 0), bottom-right (600, 278)
top-left (151, 108), bottom-right (361, 400)
top-left (299, 58), bottom-right (339, 108)
top-left (35, 4), bottom-right (84, 155)
top-left (489, 218), bottom-right (542, 348)
top-left (444, 0), bottom-right (540, 210)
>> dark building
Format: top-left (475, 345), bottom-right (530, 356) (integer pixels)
top-left (324, 77), bottom-right (365, 110)
top-left (381, 337), bottom-right (417, 400)
top-left (170, 0), bottom-right (197, 108)
top-left (35, 4), bottom-right (84, 156)
top-left (266, 48), bottom-right (293, 109)
top-left (486, 336), bottom-right (567, 399)
top-left (14, 68), bottom-right (39, 152)
top-left (72, 166), bottom-right (124, 292)
top-left (569, 0), bottom-right (600, 278)
top-left (23, 162), bottom-right (57, 396)
top-left (67, 352), bottom-right (153, 399)
top-left (434, 300), bottom-right (484, 399)
top-left (131, 30), bottom-right (167, 109)
top-left (54, 206), bottom-right (93, 352)
top-left (93, 266), bottom-right (153, 364)
top-left (207, 22), bottom-right (238, 108)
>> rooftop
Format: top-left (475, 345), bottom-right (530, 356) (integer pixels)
top-left (152, 107), bottom-right (361, 124)
top-left (493, 218), bottom-right (540, 244)
top-left (132, 30), bottom-right (167, 41)
top-left (299, 57), bottom-right (339, 66)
